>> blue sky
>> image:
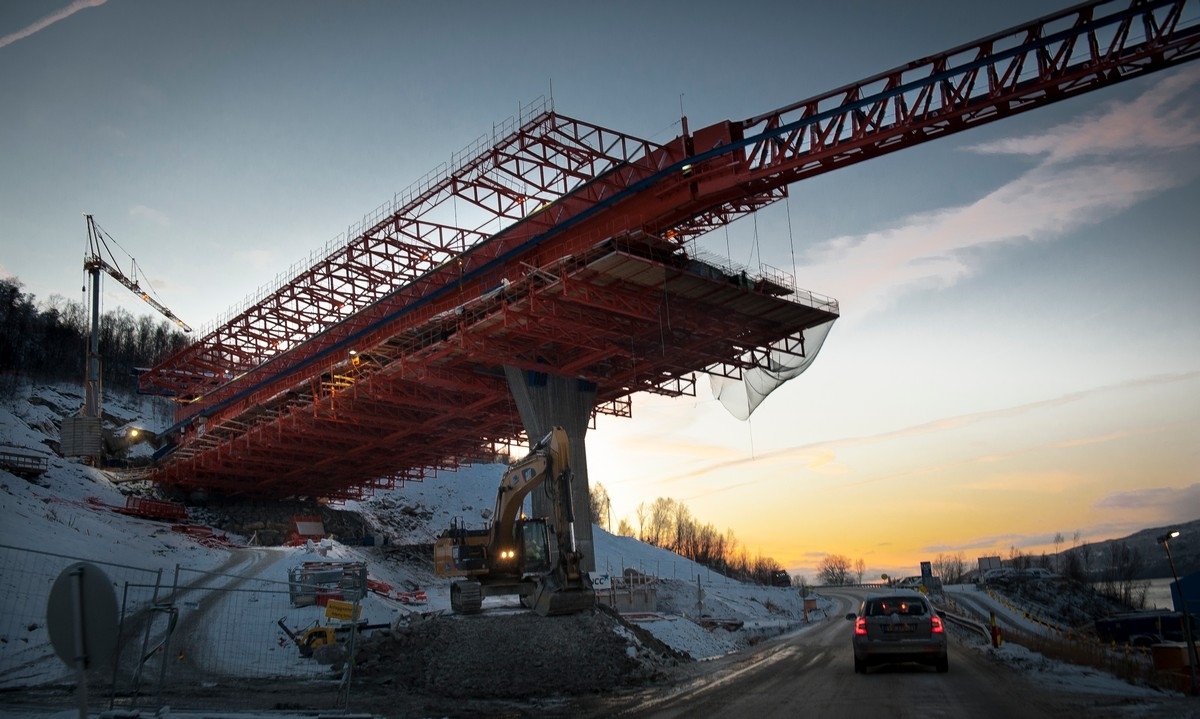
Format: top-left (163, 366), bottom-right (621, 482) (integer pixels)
top-left (2, 0), bottom-right (1198, 579)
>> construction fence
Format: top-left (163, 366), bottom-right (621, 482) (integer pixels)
top-left (0, 543), bottom-right (370, 714)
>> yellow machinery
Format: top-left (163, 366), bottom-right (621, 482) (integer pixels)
top-left (277, 619), bottom-right (339, 658)
top-left (434, 427), bottom-right (595, 615)
top-left (276, 617), bottom-right (388, 658)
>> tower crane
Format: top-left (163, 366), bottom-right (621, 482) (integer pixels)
top-left (82, 214), bottom-right (191, 422)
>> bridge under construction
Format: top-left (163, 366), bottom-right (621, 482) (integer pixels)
top-left (135, 0), bottom-right (1200, 567)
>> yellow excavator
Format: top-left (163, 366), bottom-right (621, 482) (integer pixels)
top-left (434, 427), bottom-right (595, 616)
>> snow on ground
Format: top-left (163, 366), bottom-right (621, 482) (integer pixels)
top-left (945, 583), bottom-right (1058, 636)
top-left (0, 382), bottom-right (818, 690)
top-left (966, 641), bottom-right (1168, 698)
top-left (942, 584), bottom-right (1193, 704)
top-left (1, 381), bottom-right (1186, 716)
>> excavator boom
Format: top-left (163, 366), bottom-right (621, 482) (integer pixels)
top-left (433, 427), bottom-right (594, 615)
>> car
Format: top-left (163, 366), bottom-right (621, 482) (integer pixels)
top-left (845, 591), bottom-right (948, 674)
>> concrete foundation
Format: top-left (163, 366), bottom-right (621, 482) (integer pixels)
top-left (504, 367), bottom-right (597, 572)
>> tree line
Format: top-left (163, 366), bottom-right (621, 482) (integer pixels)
top-left (0, 277), bottom-right (188, 398)
top-left (589, 485), bottom-right (790, 586)
top-left (812, 533), bottom-right (1150, 609)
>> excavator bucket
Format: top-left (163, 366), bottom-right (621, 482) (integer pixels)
top-left (530, 574), bottom-right (596, 617)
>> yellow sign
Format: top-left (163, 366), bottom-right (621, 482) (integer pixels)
top-left (324, 599), bottom-right (360, 621)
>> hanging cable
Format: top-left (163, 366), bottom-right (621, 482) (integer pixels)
top-left (785, 193), bottom-right (798, 289)
top-left (724, 224), bottom-right (732, 269)
top-left (661, 263), bottom-right (671, 355)
top-left (748, 212), bottom-right (760, 270)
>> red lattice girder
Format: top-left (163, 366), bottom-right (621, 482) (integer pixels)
top-left (142, 0), bottom-right (1200, 498)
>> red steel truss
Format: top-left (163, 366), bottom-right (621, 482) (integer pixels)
top-left (141, 0), bottom-right (1200, 498)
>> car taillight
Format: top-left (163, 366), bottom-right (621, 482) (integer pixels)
top-left (854, 617), bottom-right (867, 636)
top-left (931, 615), bottom-right (944, 634)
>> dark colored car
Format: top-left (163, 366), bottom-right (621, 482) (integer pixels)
top-left (845, 591), bottom-right (948, 673)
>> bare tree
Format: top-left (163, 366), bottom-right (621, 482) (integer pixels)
top-left (817, 554), bottom-right (853, 586)
top-left (933, 552), bottom-right (967, 584)
top-left (646, 497), bottom-right (676, 548)
top-left (854, 558), bottom-right (866, 584)
top-left (1063, 541), bottom-right (1091, 582)
top-left (1099, 541), bottom-right (1149, 609)
top-left (616, 517), bottom-right (635, 537)
top-left (588, 482), bottom-right (611, 531)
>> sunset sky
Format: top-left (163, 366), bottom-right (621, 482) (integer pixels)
top-left (2, 1), bottom-right (1197, 580)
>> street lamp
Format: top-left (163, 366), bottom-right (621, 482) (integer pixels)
top-left (1157, 530), bottom-right (1198, 696)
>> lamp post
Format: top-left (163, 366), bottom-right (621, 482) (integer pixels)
top-left (1157, 530), bottom-right (1198, 696)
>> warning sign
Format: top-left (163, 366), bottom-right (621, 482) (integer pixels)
top-left (324, 599), bottom-right (361, 621)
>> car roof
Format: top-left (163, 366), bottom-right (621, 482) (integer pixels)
top-left (867, 589), bottom-right (925, 597)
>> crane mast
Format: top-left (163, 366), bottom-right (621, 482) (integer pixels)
top-left (82, 214), bottom-right (191, 420)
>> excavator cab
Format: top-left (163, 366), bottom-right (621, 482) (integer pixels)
top-left (434, 517), bottom-right (550, 577)
top-left (518, 518), bottom-right (552, 574)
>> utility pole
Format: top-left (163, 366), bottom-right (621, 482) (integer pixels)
top-left (1158, 530), bottom-right (1198, 697)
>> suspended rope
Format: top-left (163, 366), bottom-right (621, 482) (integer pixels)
top-left (747, 212), bottom-right (760, 270)
top-left (785, 193), bottom-right (798, 289)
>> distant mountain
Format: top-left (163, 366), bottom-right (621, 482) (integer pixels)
top-left (1054, 518), bottom-right (1200, 580)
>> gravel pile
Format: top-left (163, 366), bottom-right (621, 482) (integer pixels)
top-left (353, 608), bottom-right (681, 698)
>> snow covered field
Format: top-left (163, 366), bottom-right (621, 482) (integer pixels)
top-left (0, 383), bottom-right (1188, 717)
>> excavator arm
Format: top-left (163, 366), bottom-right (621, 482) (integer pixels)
top-left (486, 427), bottom-right (566, 553)
top-left (434, 427), bottom-right (594, 615)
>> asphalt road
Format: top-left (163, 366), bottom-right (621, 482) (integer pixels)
top-left (578, 588), bottom-right (1110, 719)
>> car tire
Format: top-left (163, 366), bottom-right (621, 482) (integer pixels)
top-left (854, 657), bottom-right (865, 674)
top-left (935, 656), bottom-right (949, 673)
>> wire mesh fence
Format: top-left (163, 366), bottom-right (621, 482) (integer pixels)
top-left (0, 542), bottom-right (162, 691)
top-left (0, 543), bottom-right (367, 714)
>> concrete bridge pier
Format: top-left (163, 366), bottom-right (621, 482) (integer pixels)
top-left (504, 367), bottom-right (597, 572)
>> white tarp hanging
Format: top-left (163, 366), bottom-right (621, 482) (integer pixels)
top-left (710, 319), bottom-right (836, 420)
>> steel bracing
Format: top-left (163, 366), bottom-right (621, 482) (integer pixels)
top-left (140, 0), bottom-right (1200, 498)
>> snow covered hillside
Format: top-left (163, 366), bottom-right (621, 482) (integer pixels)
top-left (0, 382), bottom-right (821, 696)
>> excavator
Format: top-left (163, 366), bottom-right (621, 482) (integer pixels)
top-left (433, 427), bottom-right (595, 616)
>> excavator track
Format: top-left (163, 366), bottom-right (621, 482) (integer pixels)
top-left (450, 580), bottom-right (483, 614)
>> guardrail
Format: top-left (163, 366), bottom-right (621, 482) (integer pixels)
top-left (938, 609), bottom-right (992, 643)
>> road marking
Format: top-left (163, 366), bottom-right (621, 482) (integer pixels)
top-left (634, 645), bottom-right (801, 712)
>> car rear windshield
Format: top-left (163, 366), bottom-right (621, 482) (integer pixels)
top-left (865, 598), bottom-right (928, 617)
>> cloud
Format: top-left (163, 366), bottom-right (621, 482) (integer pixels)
top-left (233, 249), bottom-right (276, 270)
top-left (0, 0), bottom-right (107, 50)
top-left (129, 205), bottom-right (171, 228)
top-left (801, 66), bottom-right (1200, 318)
top-left (968, 64), bottom-right (1200, 163)
top-left (657, 371), bottom-right (1200, 491)
top-left (1093, 482), bottom-right (1200, 523)
top-left (922, 532), bottom-right (1042, 554)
